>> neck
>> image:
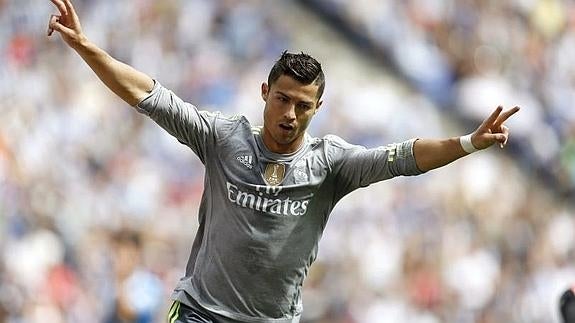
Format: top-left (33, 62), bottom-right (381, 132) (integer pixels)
top-left (261, 128), bottom-right (304, 154)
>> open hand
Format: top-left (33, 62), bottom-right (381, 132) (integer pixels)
top-left (471, 106), bottom-right (520, 150)
top-left (47, 0), bottom-right (85, 48)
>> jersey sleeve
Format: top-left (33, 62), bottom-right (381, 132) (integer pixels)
top-left (135, 81), bottom-right (218, 163)
top-left (326, 135), bottom-right (425, 199)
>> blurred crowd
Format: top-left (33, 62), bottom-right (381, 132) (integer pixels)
top-left (1, 0), bottom-right (574, 323)
top-left (309, 0), bottom-right (575, 195)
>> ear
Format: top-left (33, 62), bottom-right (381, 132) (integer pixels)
top-left (261, 82), bottom-right (269, 102)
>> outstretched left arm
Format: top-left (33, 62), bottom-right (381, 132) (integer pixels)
top-left (413, 106), bottom-right (520, 172)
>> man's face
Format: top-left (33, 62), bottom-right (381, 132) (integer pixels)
top-left (261, 75), bottom-right (322, 154)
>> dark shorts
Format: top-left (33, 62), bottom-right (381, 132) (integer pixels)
top-left (167, 300), bottom-right (218, 323)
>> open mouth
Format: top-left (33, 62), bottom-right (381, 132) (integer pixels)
top-left (279, 123), bottom-right (295, 131)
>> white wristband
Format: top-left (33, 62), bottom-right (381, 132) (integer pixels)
top-left (460, 134), bottom-right (478, 153)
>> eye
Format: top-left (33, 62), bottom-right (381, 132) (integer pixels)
top-left (277, 96), bottom-right (289, 103)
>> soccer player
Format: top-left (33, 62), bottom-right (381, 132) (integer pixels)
top-left (47, 0), bottom-right (520, 322)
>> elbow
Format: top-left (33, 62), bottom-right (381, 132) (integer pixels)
top-left (414, 158), bottom-right (433, 173)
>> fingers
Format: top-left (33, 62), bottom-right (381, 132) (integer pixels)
top-left (50, 0), bottom-right (68, 16)
top-left (500, 124), bottom-right (509, 137)
top-left (484, 133), bottom-right (507, 148)
top-left (62, 0), bottom-right (80, 22)
top-left (63, 0), bottom-right (75, 13)
top-left (475, 106), bottom-right (517, 150)
top-left (48, 0), bottom-right (81, 38)
top-left (47, 14), bottom-right (74, 37)
top-left (481, 106), bottom-right (503, 128)
top-left (482, 106), bottom-right (520, 128)
top-left (47, 15), bottom-right (59, 36)
top-left (499, 125), bottom-right (509, 148)
top-left (493, 106), bottom-right (520, 129)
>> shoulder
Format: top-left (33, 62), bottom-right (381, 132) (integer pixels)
top-left (213, 113), bottom-right (252, 141)
top-left (321, 134), bottom-right (362, 151)
top-left (317, 134), bottom-right (365, 169)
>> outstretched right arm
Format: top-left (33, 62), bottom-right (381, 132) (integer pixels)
top-left (48, 0), bottom-right (154, 106)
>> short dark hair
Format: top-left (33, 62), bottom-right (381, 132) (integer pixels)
top-left (561, 288), bottom-right (575, 323)
top-left (267, 51), bottom-right (325, 100)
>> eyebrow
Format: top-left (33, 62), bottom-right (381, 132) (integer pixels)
top-left (276, 91), bottom-right (314, 105)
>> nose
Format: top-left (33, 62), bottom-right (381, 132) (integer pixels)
top-left (284, 104), bottom-right (296, 121)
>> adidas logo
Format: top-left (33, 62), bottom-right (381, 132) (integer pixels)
top-left (236, 155), bottom-right (253, 169)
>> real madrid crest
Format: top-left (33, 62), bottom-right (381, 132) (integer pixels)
top-left (264, 163), bottom-right (286, 186)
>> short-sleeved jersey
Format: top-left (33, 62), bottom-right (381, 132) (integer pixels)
top-left (136, 81), bottom-right (424, 323)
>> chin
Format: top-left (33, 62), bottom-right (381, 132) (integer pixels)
top-left (276, 140), bottom-right (298, 150)
top-left (276, 139), bottom-right (293, 146)
top-left (272, 133), bottom-right (293, 143)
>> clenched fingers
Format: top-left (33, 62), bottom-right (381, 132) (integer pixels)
top-left (501, 125), bottom-right (509, 146)
top-left (47, 14), bottom-right (60, 36)
top-left (496, 125), bottom-right (510, 148)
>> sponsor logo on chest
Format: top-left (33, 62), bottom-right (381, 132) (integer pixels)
top-left (226, 182), bottom-right (310, 216)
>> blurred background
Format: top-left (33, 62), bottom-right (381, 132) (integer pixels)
top-left (1, 0), bottom-right (575, 322)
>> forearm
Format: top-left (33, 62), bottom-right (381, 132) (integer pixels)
top-left (73, 37), bottom-right (154, 106)
top-left (413, 137), bottom-right (468, 172)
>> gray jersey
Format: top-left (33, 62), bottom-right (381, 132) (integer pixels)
top-left (136, 81), bottom-right (423, 323)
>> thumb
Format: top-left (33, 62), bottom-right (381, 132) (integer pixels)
top-left (47, 15), bottom-right (74, 37)
top-left (47, 15), bottom-right (59, 36)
